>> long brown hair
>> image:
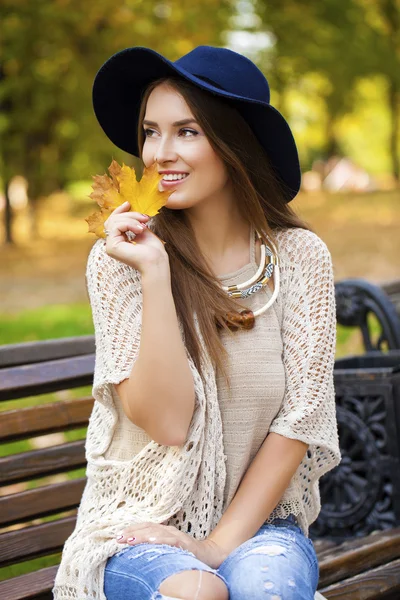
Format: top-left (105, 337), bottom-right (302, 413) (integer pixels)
top-left (137, 76), bottom-right (312, 388)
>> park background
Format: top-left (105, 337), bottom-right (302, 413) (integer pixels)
top-left (0, 0), bottom-right (399, 581)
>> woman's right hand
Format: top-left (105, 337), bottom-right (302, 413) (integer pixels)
top-left (103, 202), bottom-right (169, 275)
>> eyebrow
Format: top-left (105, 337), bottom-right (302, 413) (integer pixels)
top-left (142, 118), bottom-right (199, 127)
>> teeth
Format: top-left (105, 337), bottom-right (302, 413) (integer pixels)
top-left (162, 173), bottom-right (188, 181)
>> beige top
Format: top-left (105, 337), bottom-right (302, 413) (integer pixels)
top-left (215, 226), bottom-right (286, 510)
top-left (53, 225), bottom-right (341, 600)
top-left (103, 225), bottom-right (285, 511)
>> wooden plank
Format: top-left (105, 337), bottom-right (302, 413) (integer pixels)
top-left (0, 354), bottom-right (95, 402)
top-left (0, 336), bottom-right (95, 368)
top-left (0, 516), bottom-right (76, 567)
top-left (318, 528), bottom-right (400, 587)
top-left (317, 527), bottom-right (400, 561)
top-left (0, 564), bottom-right (59, 600)
top-left (314, 538), bottom-right (339, 556)
top-left (0, 398), bottom-right (93, 443)
top-left (319, 557), bottom-right (400, 599)
top-left (0, 440), bottom-right (86, 485)
top-left (0, 478), bottom-right (86, 527)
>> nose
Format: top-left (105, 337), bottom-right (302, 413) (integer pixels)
top-left (154, 135), bottom-right (179, 165)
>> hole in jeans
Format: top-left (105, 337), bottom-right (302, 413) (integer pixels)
top-left (248, 544), bottom-right (286, 557)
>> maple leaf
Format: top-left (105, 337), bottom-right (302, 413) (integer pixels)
top-left (85, 160), bottom-right (170, 242)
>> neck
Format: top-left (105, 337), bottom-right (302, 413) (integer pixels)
top-left (184, 198), bottom-right (250, 266)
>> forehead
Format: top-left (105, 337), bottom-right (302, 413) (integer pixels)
top-left (144, 82), bottom-right (193, 120)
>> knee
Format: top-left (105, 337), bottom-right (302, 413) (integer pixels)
top-left (228, 555), bottom-right (313, 600)
top-left (159, 569), bottom-right (229, 600)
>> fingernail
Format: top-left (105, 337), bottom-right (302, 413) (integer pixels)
top-left (141, 213), bottom-right (150, 218)
top-left (116, 534), bottom-right (124, 540)
top-left (127, 537), bottom-right (136, 542)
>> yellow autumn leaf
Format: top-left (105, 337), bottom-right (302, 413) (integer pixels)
top-left (85, 209), bottom-right (112, 240)
top-left (85, 160), bottom-right (170, 241)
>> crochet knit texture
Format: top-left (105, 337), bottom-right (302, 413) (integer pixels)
top-left (53, 226), bottom-right (341, 600)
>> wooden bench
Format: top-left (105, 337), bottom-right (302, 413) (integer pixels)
top-left (1, 278), bottom-right (400, 600)
top-left (0, 336), bottom-right (94, 600)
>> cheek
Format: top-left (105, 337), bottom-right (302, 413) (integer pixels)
top-left (189, 147), bottom-right (228, 187)
top-left (199, 158), bottom-right (228, 190)
top-left (141, 142), bottom-right (153, 168)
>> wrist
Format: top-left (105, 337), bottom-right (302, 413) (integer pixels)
top-left (141, 258), bottom-right (170, 285)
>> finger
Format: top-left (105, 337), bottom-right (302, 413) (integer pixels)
top-left (111, 201), bottom-right (130, 214)
top-left (116, 523), bottom-right (169, 543)
top-left (106, 221), bottom-right (147, 242)
top-left (126, 534), bottom-right (178, 546)
top-left (112, 215), bottom-right (149, 230)
top-left (105, 209), bottom-right (149, 230)
top-left (111, 202), bottom-right (150, 220)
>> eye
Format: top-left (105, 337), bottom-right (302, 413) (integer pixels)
top-left (179, 128), bottom-right (198, 137)
top-left (143, 128), bottom-right (157, 138)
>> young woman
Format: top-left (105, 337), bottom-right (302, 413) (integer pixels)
top-left (53, 46), bottom-right (340, 600)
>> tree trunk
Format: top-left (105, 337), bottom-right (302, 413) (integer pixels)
top-left (388, 79), bottom-right (400, 183)
top-left (3, 176), bottom-right (14, 245)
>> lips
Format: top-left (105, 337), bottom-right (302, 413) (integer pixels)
top-left (160, 174), bottom-right (190, 189)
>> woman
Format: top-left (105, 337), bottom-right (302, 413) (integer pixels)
top-left (53, 46), bottom-right (340, 600)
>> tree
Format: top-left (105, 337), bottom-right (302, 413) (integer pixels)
top-left (0, 0), bottom-right (235, 243)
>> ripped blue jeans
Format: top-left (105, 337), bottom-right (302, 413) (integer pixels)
top-left (103, 514), bottom-right (319, 599)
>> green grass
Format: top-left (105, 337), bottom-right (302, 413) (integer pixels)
top-left (0, 299), bottom-right (383, 354)
top-left (0, 553), bottom-right (63, 582)
top-left (0, 303), bottom-right (94, 345)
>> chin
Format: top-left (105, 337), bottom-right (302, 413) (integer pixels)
top-left (165, 193), bottom-right (194, 209)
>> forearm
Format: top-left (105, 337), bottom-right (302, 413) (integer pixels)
top-left (208, 432), bottom-right (308, 556)
top-left (125, 262), bottom-right (195, 446)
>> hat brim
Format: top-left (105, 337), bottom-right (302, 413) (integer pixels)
top-left (92, 47), bottom-right (301, 202)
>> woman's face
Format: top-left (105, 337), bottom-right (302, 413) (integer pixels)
top-left (141, 82), bottom-right (231, 209)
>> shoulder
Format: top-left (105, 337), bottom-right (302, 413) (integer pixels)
top-left (273, 227), bottom-right (332, 265)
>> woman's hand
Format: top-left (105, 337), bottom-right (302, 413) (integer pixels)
top-left (104, 202), bottom-right (169, 275)
top-left (115, 522), bottom-right (229, 569)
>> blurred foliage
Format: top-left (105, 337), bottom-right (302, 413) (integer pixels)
top-left (253, 0), bottom-right (400, 173)
top-left (1, 0), bottom-right (399, 248)
top-left (0, 0), bottom-right (235, 200)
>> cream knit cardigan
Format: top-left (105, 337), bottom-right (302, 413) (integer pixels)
top-left (53, 227), bottom-right (341, 600)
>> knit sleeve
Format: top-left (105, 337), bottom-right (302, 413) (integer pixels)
top-left (84, 239), bottom-right (143, 456)
top-left (269, 230), bottom-right (341, 482)
top-left (86, 238), bottom-right (143, 389)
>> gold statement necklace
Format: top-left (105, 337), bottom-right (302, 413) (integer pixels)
top-left (218, 228), bottom-right (280, 331)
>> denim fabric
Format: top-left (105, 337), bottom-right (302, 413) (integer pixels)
top-left (104, 514), bottom-right (319, 599)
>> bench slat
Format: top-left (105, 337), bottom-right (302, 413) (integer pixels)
top-left (0, 336), bottom-right (95, 368)
top-left (0, 516), bottom-right (76, 567)
top-left (0, 564), bottom-right (59, 600)
top-left (0, 478), bottom-right (86, 527)
top-left (0, 440), bottom-right (86, 485)
top-left (319, 557), bottom-right (400, 599)
top-left (0, 398), bottom-right (93, 443)
top-left (0, 355), bottom-right (95, 402)
top-left (318, 527), bottom-right (400, 587)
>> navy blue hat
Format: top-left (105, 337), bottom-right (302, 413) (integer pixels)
top-left (92, 45), bottom-right (301, 202)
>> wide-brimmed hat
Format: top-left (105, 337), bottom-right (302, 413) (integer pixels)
top-left (92, 45), bottom-right (301, 202)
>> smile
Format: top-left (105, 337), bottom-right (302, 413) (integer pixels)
top-left (160, 173), bottom-right (190, 188)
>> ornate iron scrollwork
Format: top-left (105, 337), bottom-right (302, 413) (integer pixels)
top-left (335, 279), bottom-right (400, 351)
top-left (310, 368), bottom-right (400, 541)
